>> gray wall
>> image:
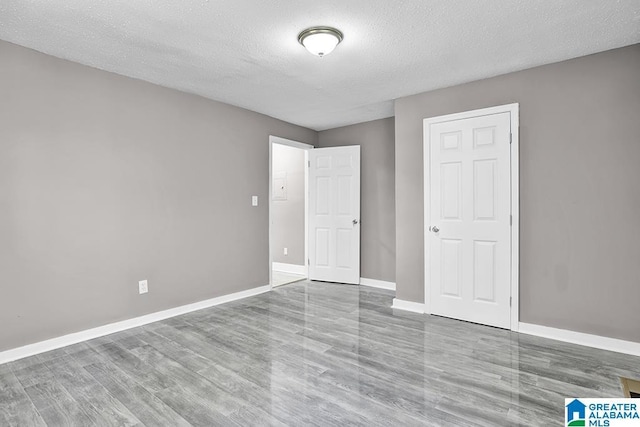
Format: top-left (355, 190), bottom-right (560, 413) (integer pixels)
top-left (271, 143), bottom-right (305, 266)
top-left (318, 118), bottom-right (396, 283)
top-left (0, 40), bottom-right (317, 352)
top-left (395, 44), bottom-right (640, 342)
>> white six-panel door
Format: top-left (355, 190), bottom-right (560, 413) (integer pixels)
top-left (308, 146), bottom-right (361, 284)
top-left (428, 112), bottom-right (512, 329)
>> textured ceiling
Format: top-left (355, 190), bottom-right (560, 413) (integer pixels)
top-left (1, 1), bottom-right (639, 130)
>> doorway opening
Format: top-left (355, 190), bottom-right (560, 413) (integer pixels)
top-left (269, 136), bottom-right (362, 288)
top-left (269, 136), bottom-right (313, 288)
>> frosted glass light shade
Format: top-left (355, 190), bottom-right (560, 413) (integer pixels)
top-left (298, 27), bottom-right (343, 57)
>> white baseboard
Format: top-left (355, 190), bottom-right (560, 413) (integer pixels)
top-left (518, 322), bottom-right (640, 357)
top-left (359, 278), bottom-right (396, 291)
top-left (0, 284), bottom-right (271, 365)
top-left (272, 262), bottom-right (306, 276)
top-left (391, 298), bottom-right (425, 314)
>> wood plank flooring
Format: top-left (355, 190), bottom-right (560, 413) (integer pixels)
top-left (271, 271), bottom-right (306, 288)
top-left (1, 281), bottom-right (638, 426)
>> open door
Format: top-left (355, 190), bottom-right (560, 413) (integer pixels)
top-left (308, 146), bottom-right (361, 284)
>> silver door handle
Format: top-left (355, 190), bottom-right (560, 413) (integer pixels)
top-left (431, 226), bottom-right (439, 233)
top-left (353, 219), bottom-right (359, 225)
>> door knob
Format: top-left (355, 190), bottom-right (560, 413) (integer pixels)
top-left (431, 226), bottom-right (439, 233)
top-left (353, 219), bottom-right (359, 225)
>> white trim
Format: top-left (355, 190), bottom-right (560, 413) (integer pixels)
top-left (359, 278), bottom-right (396, 291)
top-left (391, 298), bottom-right (425, 314)
top-left (519, 322), bottom-right (640, 357)
top-left (423, 103), bottom-right (520, 331)
top-left (0, 285), bottom-right (271, 365)
top-left (268, 136), bottom-right (313, 289)
top-left (270, 136), bottom-right (315, 151)
top-left (509, 105), bottom-right (520, 332)
top-left (304, 149), bottom-right (309, 277)
top-left (272, 262), bottom-right (306, 276)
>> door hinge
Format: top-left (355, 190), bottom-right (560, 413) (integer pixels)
top-left (509, 133), bottom-right (513, 144)
top-left (510, 215), bottom-right (512, 226)
top-left (510, 297), bottom-right (512, 307)
top-left (308, 258), bottom-right (310, 265)
top-left (308, 160), bottom-right (310, 167)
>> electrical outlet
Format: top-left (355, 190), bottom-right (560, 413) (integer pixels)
top-left (139, 280), bottom-right (148, 294)
top-left (284, 247), bottom-right (288, 255)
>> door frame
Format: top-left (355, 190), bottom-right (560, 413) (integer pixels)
top-left (268, 136), bottom-right (314, 289)
top-left (422, 103), bottom-right (520, 331)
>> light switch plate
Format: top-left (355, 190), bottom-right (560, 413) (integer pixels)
top-left (252, 196), bottom-right (258, 206)
top-left (138, 280), bottom-right (148, 294)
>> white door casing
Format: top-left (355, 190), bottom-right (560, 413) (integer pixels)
top-left (424, 104), bottom-right (519, 330)
top-left (308, 146), bottom-right (361, 284)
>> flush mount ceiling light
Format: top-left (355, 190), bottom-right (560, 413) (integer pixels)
top-left (297, 26), bottom-right (343, 57)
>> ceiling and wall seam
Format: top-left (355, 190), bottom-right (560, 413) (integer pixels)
top-left (0, 0), bottom-right (638, 131)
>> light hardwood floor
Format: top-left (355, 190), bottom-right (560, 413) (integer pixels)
top-left (1, 281), bottom-right (638, 426)
top-left (271, 271), bottom-right (306, 288)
